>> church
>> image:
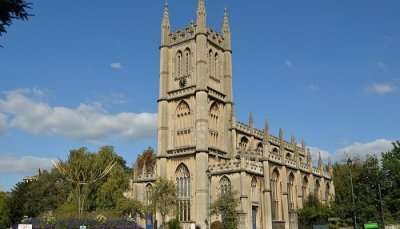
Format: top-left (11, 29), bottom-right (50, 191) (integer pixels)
top-left (128, 1), bottom-right (335, 228)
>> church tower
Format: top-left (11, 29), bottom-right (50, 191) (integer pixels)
top-left (156, 0), bottom-right (234, 227)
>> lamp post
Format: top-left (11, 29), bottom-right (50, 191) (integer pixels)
top-left (347, 158), bottom-right (357, 229)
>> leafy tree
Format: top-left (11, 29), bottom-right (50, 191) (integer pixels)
top-left (167, 218), bottom-right (182, 229)
top-left (0, 0), bottom-right (32, 36)
top-left (298, 194), bottom-right (332, 228)
top-left (382, 141), bottom-right (400, 223)
top-left (0, 191), bottom-right (10, 228)
top-left (8, 181), bottom-right (32, 224)
top-left (54, 147), bottom-right (117, 218)
top-left (117, 197), bottom-right (144, 219)
top-left (150, 179), bottom-right (177, 228)
top-left (210, 190), bottom-right (240, 229)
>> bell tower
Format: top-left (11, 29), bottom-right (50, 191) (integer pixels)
top-left (157, 0), bottom-right (234, 158)
top-left (156, 0), bottom-right (234, 226)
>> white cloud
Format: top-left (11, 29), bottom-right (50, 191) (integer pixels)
top-left (377, 61), bottom-right (386, 70)
top-left (308, 84), bottom-right (320, 91)
top-left (110, 62), bottom-right (122, 69)
top-left (0, 113), bottom-right (7, 134)
top-left (0, 89), bottom-right (157, 141)
top-left (0, 155), bottom-right (54, 174)
top-left (367, 83), bottom-right (395, 95)
top-left (285, 60), bottom-right (293, 68)
top-left (336, 139), bottom-right (393, 160)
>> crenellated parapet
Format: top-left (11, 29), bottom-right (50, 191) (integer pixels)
top-left (234, 121), bottom-right (306, 156)
top-left (167, 24), bottom-right (226, 49)
top-left (233, 120), bottom-right (332, 179)
top-left (169, 24), bottom-right (196, 46)
top-left (209, 158), bottom-right (264, 176)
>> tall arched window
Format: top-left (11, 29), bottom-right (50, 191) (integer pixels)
top-left (176, 51), bottom-right (183, 78)
top-left (145, 184), bottom-right (153, 206)
top-left (176, 164), bottom-right (191, 222)
top-left (302, 176), bottom-right (309, 204)
top-left (256, 143), bottom-right (263, 154)
top-left (325, 183), bottom-right (330, 203)
top-left (209, 102), bottom-right (220, 148)
top-left (288, 173), bottom-right (295, 210)
top-left (220, 176), bottom-right (231, 194)
top-left (184, 48), bottom-right (191, 76)
top-left (314, 179), bottom-right (321, 201)
top-left (176, 101), bottom-right (192, 147)
top-left (214, 52), bottom-right (219, 79)
top-left (209, 50), bottom-right (214, 77)
top-left (271, 169), bottom-right (280, 220)
top-left (239, 137), bottom-right (249, 151)
top-left (251, 176), bottom-right (257, 197)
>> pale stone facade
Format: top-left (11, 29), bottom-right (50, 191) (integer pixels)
top-left (129, 1), bottom-right (334, 228)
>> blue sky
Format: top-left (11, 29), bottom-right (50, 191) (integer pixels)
top-left (0, 0), bottom-right (399, 191)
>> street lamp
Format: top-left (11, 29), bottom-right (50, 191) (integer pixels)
top-left (347, 158), bottom-right (357, 229)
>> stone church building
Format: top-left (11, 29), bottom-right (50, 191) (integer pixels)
top-left (128, 1), bottom-right (335, 228)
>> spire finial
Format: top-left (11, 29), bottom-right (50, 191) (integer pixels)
top-left (197, 0), bottom-right (207, 30)
top-left (264, 118), bottom-right (269, 134)
top-left (318, 152), bottom-right (323, 168)
top-left (279, 128), bottom-right (284, 141)
top-left (222, 7), bottom-right (231, 50)
top-left (249, 112), bottom-right (254, 128)
top-left (291, 135), bottom-right (296, 145)
top-left (162, 0), bottom-right (169, 24)
top-left (161, 1), bottom-right (170, 45)
top-left (301, 138), bottom-right (306, 149)
top-left (263, 118), bottom-right (269, 142)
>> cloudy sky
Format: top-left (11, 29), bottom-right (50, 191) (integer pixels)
top-left (0, 0), bottom-right (399, 191)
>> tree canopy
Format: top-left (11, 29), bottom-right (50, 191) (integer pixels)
top-left (210, 190), bottom-right (240, 229)
top-left (0, 0), bottom-right (32, 36)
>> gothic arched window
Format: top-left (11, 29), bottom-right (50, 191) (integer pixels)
top-left (209, 102), bottom-right (220, 148)
top-left (176, 101), bottom-right (192, 147)
top-left (302, 176), bottom-right (309, 204)
top-left (251, 176), bottom-right (257, 197)
top-left (220, 176), bottom-right (231, 194)
top-left (176, 51), bottom-right (183, 78)
top-left (256, 143), bottom-right (263, 154)
top-left (239, 137), bottom-right (249, 151)
top-left (145, 183), bottom-right (153, 206)
top-left (271, 169), bottom-right (280, 220)
top-left (288, 173), bottom-right (295, 210)
top-left (214, 52), bottom-right (219, 79)
top-left (176, 164), bottom-right (191, 222)
top-left (184, 48), bottom-right (191, 76)
top-left (325, 183), bottom-right (330, 203)
top-left (314, 179), bottom-right (321, 201)
top-left (209, 49), bottom-right (214, 77)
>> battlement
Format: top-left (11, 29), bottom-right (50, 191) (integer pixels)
top-left (168, 24), bottom-right (226, 49)
top-left (234, 121), bottom-right (306, 156)
top-left (169, 24), bottom-right (196, 45)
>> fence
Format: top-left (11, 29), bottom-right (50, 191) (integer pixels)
top-left (13, 218), bottom-right (144, 229)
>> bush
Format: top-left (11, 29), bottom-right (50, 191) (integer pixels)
top-left (167, 218), bottom-right (182, 229)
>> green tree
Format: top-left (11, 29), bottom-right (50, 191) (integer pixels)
top-left (150, 179), bottom-right (177, 228)
top-left (117, 198), bottom-right (144, 219)
top-left (0, 191), bottom-right (10, 228)
top-left (382, 141), bottom-right (400, 223)
top-left (0, 0), bottom-right (32, 36)
top-left (95, 146), bottom-right (130, 210)
top-left (54, 147), bottom-right (117, 218)
top-left (8, 181), bottom-right (32, 224)
top-left (298, 194), bottom-right (332, 228)
top-left (210, 190), bottom-right (240, 229)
